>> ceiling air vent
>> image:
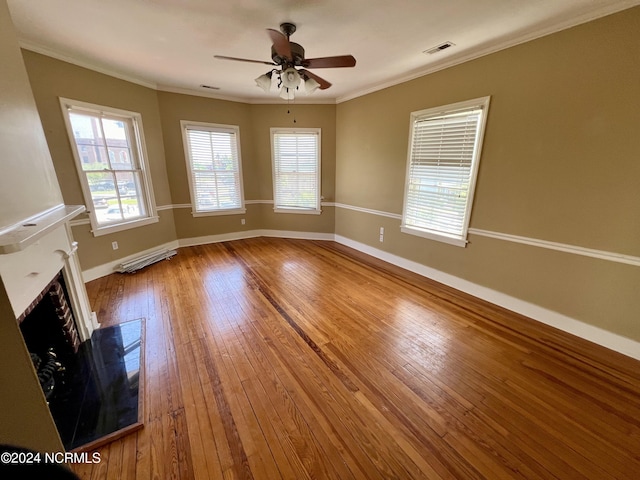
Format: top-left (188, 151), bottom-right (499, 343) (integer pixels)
top-left (423, 41), bottom-right (455, 55)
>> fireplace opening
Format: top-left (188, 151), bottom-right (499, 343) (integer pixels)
top-left (19, 273), bottom-right (80, 402)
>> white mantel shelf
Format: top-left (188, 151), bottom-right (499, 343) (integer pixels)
top-left (0, 205), bottom-right (86, 254)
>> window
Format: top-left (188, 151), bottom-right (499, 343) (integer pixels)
top-left (181, 122), bottom-right (245, 216)
top-left (271, 128), bottom-right (321, 214)
top-left (60, 98), bottom-right (158, 236)
top-left (401, 97), bottom-right (490, 247)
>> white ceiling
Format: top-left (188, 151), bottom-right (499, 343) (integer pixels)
top-left (7, 0), bottom-right (639, 103)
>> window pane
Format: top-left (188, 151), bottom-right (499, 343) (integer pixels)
top-left (272, 131), bottom-right (319, 211)
top-left (103, 118), bottom-right (135, 170)
top-left (402, 101), bottom-right (488, 242)
top-left (69, 113), bottom-right (111, 171)
top-left (184, 126), bottom-right (243, 213)
top-left (116, 171), bottom-right (145, 219)
top-left (63, 99), bottom-right (157, 234)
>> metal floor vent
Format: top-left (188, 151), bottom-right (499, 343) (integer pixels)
top-left (117, 248), bottom-right (177, 273)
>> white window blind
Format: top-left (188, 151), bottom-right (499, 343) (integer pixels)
top-left (183, 123), bottom-right (245, 215)
top-left (272, 129), bottom-right (321, 213)
top-left (402, 97), bottom-right (490, 246)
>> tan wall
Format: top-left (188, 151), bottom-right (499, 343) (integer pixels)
top-left (0, 2), bottom-right (62, 230)
top-left (0, 0), bottom-right (63, 452)
top-left (335, 7), bottom-right (640, 340)
top-left (22, 50), bottom-right (178, 270)
top-left (157, 92), bottom-right (336, 238)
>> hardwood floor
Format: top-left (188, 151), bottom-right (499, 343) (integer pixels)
top-left (73, 238), bottom-right (640, 479)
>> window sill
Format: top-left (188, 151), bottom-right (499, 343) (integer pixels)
top-left (400, 225), bottom-right (468, 247)
top-left (273, 207), bottom-right (322, 215)
top-left (191, 207), bottom-right (247, 218)
top-left (91, 216), bottom-right (159, 237)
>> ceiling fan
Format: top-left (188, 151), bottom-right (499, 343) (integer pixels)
top-left (214, 22), bottom-right (356, 95)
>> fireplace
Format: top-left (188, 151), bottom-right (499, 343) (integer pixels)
top-left (18, 272), bottom-right (80, 402)
top-left (0, 206), bottom-right (101, 451)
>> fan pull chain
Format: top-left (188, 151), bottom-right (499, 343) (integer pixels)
top-left (286, 99), bottom-right (297, 124)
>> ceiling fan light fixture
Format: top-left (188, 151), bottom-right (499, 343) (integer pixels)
top-left (303, 76), bottom-right (321, 95)
top-left (279, 86), bottom-right (296, 100)
top-left (281, 67), bottom-right (301, 89)
top-left (255, 71), bottom-right (273, 93)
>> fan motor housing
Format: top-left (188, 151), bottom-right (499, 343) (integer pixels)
top-left (272, 42), bottom-right (305, 66)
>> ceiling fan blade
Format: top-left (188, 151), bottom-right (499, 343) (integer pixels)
top-left (300, 69), bottom-right (332, 90)
top-left (267, 28), bottom-right (292, 61)
top-left (214, 55), bottom-right (275, 66)
top-left (303, 55), bottom-right (356, 69)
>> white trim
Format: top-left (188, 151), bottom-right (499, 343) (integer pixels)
top-left (469, 228), bottom-right (640, 267)
top-left (91, 215), bottom-right (159, 237)
top-left (400, 226), bottom-right (467, 247)
top-left (334, 234), bottom-right (640, 361)
top-left (335, 202), bottom-right (640, 267)
top-left (333, 202), bottom-right (401, 220)
top-left (178, 229), bottom-right (333, 248)
top-left (191, 208), bottom-right (247, 218)
top-left (19, 41), bottom-right (158, 90)
top-left (157, 86), bottom-right (337, 105)
top-left (0, 204), bottom-right (64, 237)
top-left (156, 204), bottom-right (178, 211)
top-left (273, 208), bottom-right (322, 215)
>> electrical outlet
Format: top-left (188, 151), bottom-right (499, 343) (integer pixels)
top-left (379, 234), bottom-right (384, 243)
top-left (241, 218), bottom-right (246, 225)
top-left (112, 241), bottom-right (119, 250)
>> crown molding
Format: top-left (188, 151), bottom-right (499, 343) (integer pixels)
top-left (336, 1), bottom-right (640, 103)
top-left (19, 40), bottom-right (158, 90)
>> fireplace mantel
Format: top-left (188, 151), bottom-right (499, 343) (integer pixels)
top-left (0, 204), bottom-right (98, 341)
top-left (0, 204), bottom-right (85, 254)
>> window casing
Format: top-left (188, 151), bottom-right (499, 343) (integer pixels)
top-left (60, 98), bottom-right (158, 236)
top-left (181, 122), bottom-right (246, 217)
top-left (401, 97), bottom-right (490, 247)
top-left (271, 128), bottom-right (321, 214)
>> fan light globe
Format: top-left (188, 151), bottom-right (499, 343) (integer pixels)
top-left (279, 87), bottom-right (295, 100)
top-left (304, 76), bottom-right (321, 95)
top-left (281, 67), bottom-right (301, 89)
top-left (255, 72), bottom-right (272, 93)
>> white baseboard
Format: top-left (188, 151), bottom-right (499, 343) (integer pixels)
top-left (80, 230), bottom-right (639, 360)
top-left (334, 235), bottom-right (640, 361)
top-left (177, 229), bottom-right (334, 248)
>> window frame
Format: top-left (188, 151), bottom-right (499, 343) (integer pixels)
top-left (180, 121), bottom-right (246, 217)
top-left (270, 127), bottom-right (322, 215)
top-left (59, 98), bottom-right (158, 237)
top-left (401, 96), bottom-right (491, 247)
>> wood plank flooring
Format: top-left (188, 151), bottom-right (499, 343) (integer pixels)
top-left (72, 238), bottom-right (640, 479)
